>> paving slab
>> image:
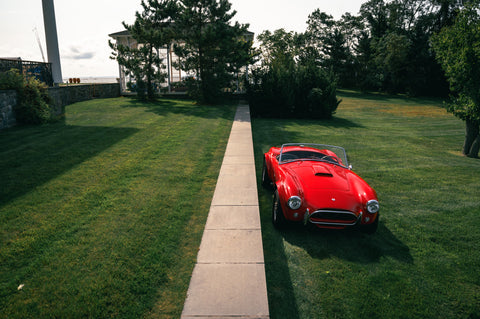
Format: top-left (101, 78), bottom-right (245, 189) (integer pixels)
top-left (224, 143), bottom-right (255, 157)
top-left (181, 104), bottom-right (269, 318)
top-left (210, 184), bottom-right (258, 206)
top-left (181, 264), bottom-right (269, 318)
top-left (205, 206), bottom-right (261, 230)
top-left (197, 229), bottom-right (264, 263)
top-left (216, 165), bottom-right (257, 186)
top-left (221, 155), bottom-right (255, 165)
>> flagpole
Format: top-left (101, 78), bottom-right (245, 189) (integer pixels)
top-left (42, 0), bottom-right (63, 85)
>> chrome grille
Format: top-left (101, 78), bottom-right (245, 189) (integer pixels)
top-left (309, 209), bottom-right (360, 226)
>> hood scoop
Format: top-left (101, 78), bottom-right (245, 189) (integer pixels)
top-left (315, 172), bottom-right (333, 177)
top-left (313, 165), bottom-right (333, 177)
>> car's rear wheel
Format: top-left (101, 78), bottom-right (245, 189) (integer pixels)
top-left (272, 190), bottom-right (287, 228)
top-left (261, 157), bottom-right (273, 189)
top-left (361, 214), bottom-right (379, 234)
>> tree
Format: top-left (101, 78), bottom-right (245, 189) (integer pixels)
top-left (305, 10), bottom-right (355, 87)
top-left (431, 3), bottom-right (480, 157)
top-left (360, 0), bottom-right (390, 38)
top-left (109, 0), bottom-right (177, 100)
top-left (173, 0), bottom-right (253, 103)
top-left (251, 29), bottom-right (297, 116)
top-left (348, 0), bottom-right (452, 94)
top-left (431, 0), bottom-right (463, 32)
top-left (257, 29), bottom-right (299, 65)
top-left (374, 32), bottom-right (411, 93)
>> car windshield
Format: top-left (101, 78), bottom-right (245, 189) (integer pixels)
top-left (278, 143), bottom-right (349, 168)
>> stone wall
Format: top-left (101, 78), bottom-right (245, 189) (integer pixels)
top-left (0, 83), bottom-right (120, 129)
top-left (48, 83), bottom-right (120, 115)
top-left (0, 90), bottom-right (16, 130)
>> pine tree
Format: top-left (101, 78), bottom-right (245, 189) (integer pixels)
top-left (109, 0), bottom-right (177, 100)
top-left (174, 0), bottom-right (253, 103)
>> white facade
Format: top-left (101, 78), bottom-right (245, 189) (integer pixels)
top-left (109, 30), bottom-right (187, 94)
top-left (109, 30), bottom-right (254, 94)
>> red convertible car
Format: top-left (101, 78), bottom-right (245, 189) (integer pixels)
top-left (262, 143), bottom-right (379, 233)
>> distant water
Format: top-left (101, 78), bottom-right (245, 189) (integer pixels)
top-left (63, 76), bottom-right (118, 84)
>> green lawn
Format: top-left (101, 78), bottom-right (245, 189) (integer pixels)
top-left (252, 90), bottom-right (480, 318)
top-left (0, 97), bottom-right (236, 318)
top-left (2, 92), bottom-right (479, 318)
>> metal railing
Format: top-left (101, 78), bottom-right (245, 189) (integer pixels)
top-left (0, 58), bottom-right (53, 87)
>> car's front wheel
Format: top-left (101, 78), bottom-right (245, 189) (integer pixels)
top-left (272, 190), bottom-right (287, 228)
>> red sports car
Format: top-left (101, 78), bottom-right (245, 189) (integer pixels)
top-left (262, 143), bottom-right (379, 233)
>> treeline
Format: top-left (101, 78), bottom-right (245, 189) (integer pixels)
top-left (254, 0), bottom-right (469, 97)
top-left (111, 0), bottom-right (460, 103)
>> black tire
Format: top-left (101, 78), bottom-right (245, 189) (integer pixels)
top-left (261, 157), bottom-right (273, 189)
top-left (272, 190), bottom-right (287, 228)
top-left (361, 214), bottom-right (379, 234)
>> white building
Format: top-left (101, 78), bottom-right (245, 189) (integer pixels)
top-left (108, 30), bottom-right (254, 94)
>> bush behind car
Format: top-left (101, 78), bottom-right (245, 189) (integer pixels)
top-left (247, 60), bottom-right (341, 119)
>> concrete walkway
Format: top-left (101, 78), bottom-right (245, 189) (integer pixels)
top-left (181, 104), bottom-right (270, 318)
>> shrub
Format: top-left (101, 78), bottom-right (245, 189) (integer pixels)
top-left (308, 87), bottom-right (339, 119)
top-left (184, 76), bottom-right (202, 101)
top-left (248, 59), bottom-right (340, 119)
top-left (249, 62), bottom-right (295, 117)
top-left (127, 79), bottom-right (147, 100)
top-left (0, 68), bottom-right (24, 90)
top-left (294, 63), bottom-right (340, 118)
top-left (0, 69), bottom-right (53, 124)
top-left (16, 77), bottom-right (52, 124)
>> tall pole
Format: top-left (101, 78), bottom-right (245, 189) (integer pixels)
top-left (167, 44), bottom-right (171, 93)
top-left (42, 0), bottom-right (63, 85)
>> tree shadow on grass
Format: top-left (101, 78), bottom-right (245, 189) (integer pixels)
top-left (260, 193), bottom-right (301, 319)
top-left (253, 115), bottom-right (364, 130)
top-left (121, 97), bottom-right (237, 121)
top-left (338, 89), bottom-right (444, 106)
top-left (0, 124), bottom-right (139, 208)
top-left (338, 89), bottom-right (400, 102)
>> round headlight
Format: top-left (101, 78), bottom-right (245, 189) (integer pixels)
top-left (287, 196), bottom-right (302, 210)
top-left (366, 200), bottom-right (379, 214)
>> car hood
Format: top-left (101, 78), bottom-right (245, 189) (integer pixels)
top-left (284, 161), bottom-right (361, 211)
top-left (285, 162), bottom-right (350, 191)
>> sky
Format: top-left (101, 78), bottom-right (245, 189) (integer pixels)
top-left (0, 0), bottom-right (365, 79)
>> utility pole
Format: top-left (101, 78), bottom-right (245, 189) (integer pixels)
top-left (42, 0), bottom-right (63, 85)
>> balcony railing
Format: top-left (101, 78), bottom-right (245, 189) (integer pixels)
top-left (0, 58), bottom-right (54, 87)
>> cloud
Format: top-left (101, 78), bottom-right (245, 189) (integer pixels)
top-left (71, 52), bottom-right (95, 60)
top-left (63, 46), bottom-right (96, 60)
top-left (63, 51), bottom-right (95, 60)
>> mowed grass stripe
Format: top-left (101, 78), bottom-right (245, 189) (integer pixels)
top-left (0, 97), bottom-right (235, 318)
